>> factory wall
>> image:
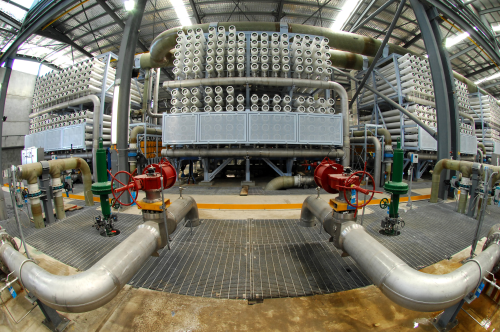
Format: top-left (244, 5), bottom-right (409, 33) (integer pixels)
top-left (0, 68), bottom-right (37, 170)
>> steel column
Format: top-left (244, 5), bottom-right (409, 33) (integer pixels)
top-left (113, 0), bottom-right (147, 204)
top-left (411, 0), bottom-right (459, 200)
top-left (0, 57), bottom-right (13, 220)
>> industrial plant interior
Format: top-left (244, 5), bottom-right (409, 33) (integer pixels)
top-left (2, 0), bottom-right (500, 331)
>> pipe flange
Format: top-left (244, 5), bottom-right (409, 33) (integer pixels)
top-left (52, 184), bottom-right (65, 192)
top-left (143, 210), bottom-right (162, 221)
top-left (28, 190), bottom-right (42, 198)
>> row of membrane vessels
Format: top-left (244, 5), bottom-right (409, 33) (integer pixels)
top-left (169, 85), bottom-right (336, 114)
top-left (173, 25), bottom-right (334, 80)
top-left (32, 58), bottom-right (143, 111)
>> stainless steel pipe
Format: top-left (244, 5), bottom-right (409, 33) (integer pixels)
top-left (163, 148), bottom-right (343, 158)
top-left (0, 223), bottom-right (160, 312)
top-left (300, 196), bottom-right (500, 312)
top-left (264, 175), bottom-right (315, 190)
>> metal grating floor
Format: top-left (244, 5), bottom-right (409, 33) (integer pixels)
top-left (130, 219), bottom-right (370, 299)
top-left (6, 199), bottom-right (500, 300)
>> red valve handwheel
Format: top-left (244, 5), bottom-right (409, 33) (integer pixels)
top-left (108, 170), bottom-right (141, 207)
top-left (341, 171), bottom-right (381, 209)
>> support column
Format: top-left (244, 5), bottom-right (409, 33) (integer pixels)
top-left (241, 156), bottom-right (255, 186)
top-left (0, 57), bottom-right (14, 220)
top-left (112, 0), bottom-right (147, 204)
top-left (411, 0), bottom-right (460, 200)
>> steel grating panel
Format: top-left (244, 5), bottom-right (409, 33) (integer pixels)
top-left (15, 200), bottom-right (500, 300)
top-left (162, 114), bottom-right (197, 143)
top-left (248, 113), bottom-right (296, 144)
top-left (298, 114), bottom-right (342, 145)
top-left (199, 113), bottom-right (246, 143)
top-left (130, 219), bottom-right (370, 299)
top-left (418, 126), bottom-right (438, 151)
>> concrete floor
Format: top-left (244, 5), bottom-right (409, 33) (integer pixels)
top-left (1, 178), bottom-right (499, 332)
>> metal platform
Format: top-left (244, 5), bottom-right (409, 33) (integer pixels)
top-left (3, 200), bottom-right (499, 300)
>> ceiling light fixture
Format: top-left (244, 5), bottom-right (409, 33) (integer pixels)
top-left (475, 72), bottom-right (500, 85)
top-left (492, 24), bottom-right (500, 32)
top-left (124, 0), bottom-right (135, 11)
top-left (171, 0), bottom-right (192, 27)
top-left (331, 0), bottom-right (361, 32)
top-left (445, 32), bottom-right (470, 48)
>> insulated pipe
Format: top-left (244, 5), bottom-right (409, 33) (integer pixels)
top-left (17, 158), bottom-right (94, 228)
top-left (350, 137), bottom-right (381, 187)
top-left (352, 129), bottom-right (392, 151)
top-left (162, 148), bottom-right (343, 158)
top-left (162, 78), bottom-right (350, 166)
top-left (28, 96), bottom-right (101, 177)
top-left (139, 22), bottom-right (418, 69)
top-left (300, 196), bottom-right (500, 311)
top-left (430, 159), bottom-right (500, 203)
top-left (264, 176), bottom-right (315, 190)
top-left (129, 127), bottom-right (163, 149)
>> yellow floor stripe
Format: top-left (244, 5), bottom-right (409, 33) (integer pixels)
top-left (4, 184), bottom-right (431, 209)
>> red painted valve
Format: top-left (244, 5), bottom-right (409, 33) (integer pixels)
top-left (339, 170), bottom-right (382, 209)
top-left (108, 170), bottom-right (141, 206)
top-left (313, 157), bottom-right (344, 193)
top-left (108, 160), bottom-right (177, 207)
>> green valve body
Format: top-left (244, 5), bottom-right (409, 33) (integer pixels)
top-left (91, 138), bottom-right (112, 218)
top-left (383, 139), bottom-right (408, 218)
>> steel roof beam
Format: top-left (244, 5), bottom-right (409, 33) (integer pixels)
top-left (275, 0), bottom-right (285, 22)
top-left (482, 80), bottom-right (500, 89)
top-left (0, 10), bottom-right (21, 29)
top-left (464, 64), bottom-right (496, 78)
top-left (52, 2), bottom-right (100, 28)
top-left (35, 26), bottom-right (93, 58)
top-left (94, 0), bottom-right (148, 52)
top-left (0, 0), bottom-right (81, 64)
top-left (189, 0), bottom-right (203, 24)
top-left (196, 0), bottom-right (341, 11)
top-left (479, 6), bottom-right (500, 14)
top-left (403, 33), bottom-right (421, 48)
top-left (424, 0), bottom-right (500, 67)
top-left (350, 0), bottom-right (397, 33)
top-left (449, 44), bottom-right (476, 60)
top-left (1, 0), bottom-right (28, 11)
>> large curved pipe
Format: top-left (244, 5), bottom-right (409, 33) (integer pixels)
top-left (29, 95), bottom-right (101, 177)
top-left (0, 195), bottom-right (200, 312)
top-left (341, 222), bottom-right (500, 311)
top-left (17, 158), bottom-right (94, 228)
top-left (140, 22), bottom-right (418, 69)
top-left (264, 175), bottom-right (315, 191)
top-left (430, 159), bottom-right (500, 203)
top-left (163, 78), bottom-right (349, 166)
top-left (350, 136), bottom-right (381, 187)
top-left (162, 148), bottom-right (343, 159)
top-left (300, 196), bottom-right (500, 312)
top-left (478, 143), bottom-right (486, 155)
top-left (166, 196), bottom-right (200, 230)
top-left (129, 126), bottom-right (163, 150)
top-left (0, 222), bottom-right (160, 312)
top-left (352, 129), bottom-right (392, 149)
